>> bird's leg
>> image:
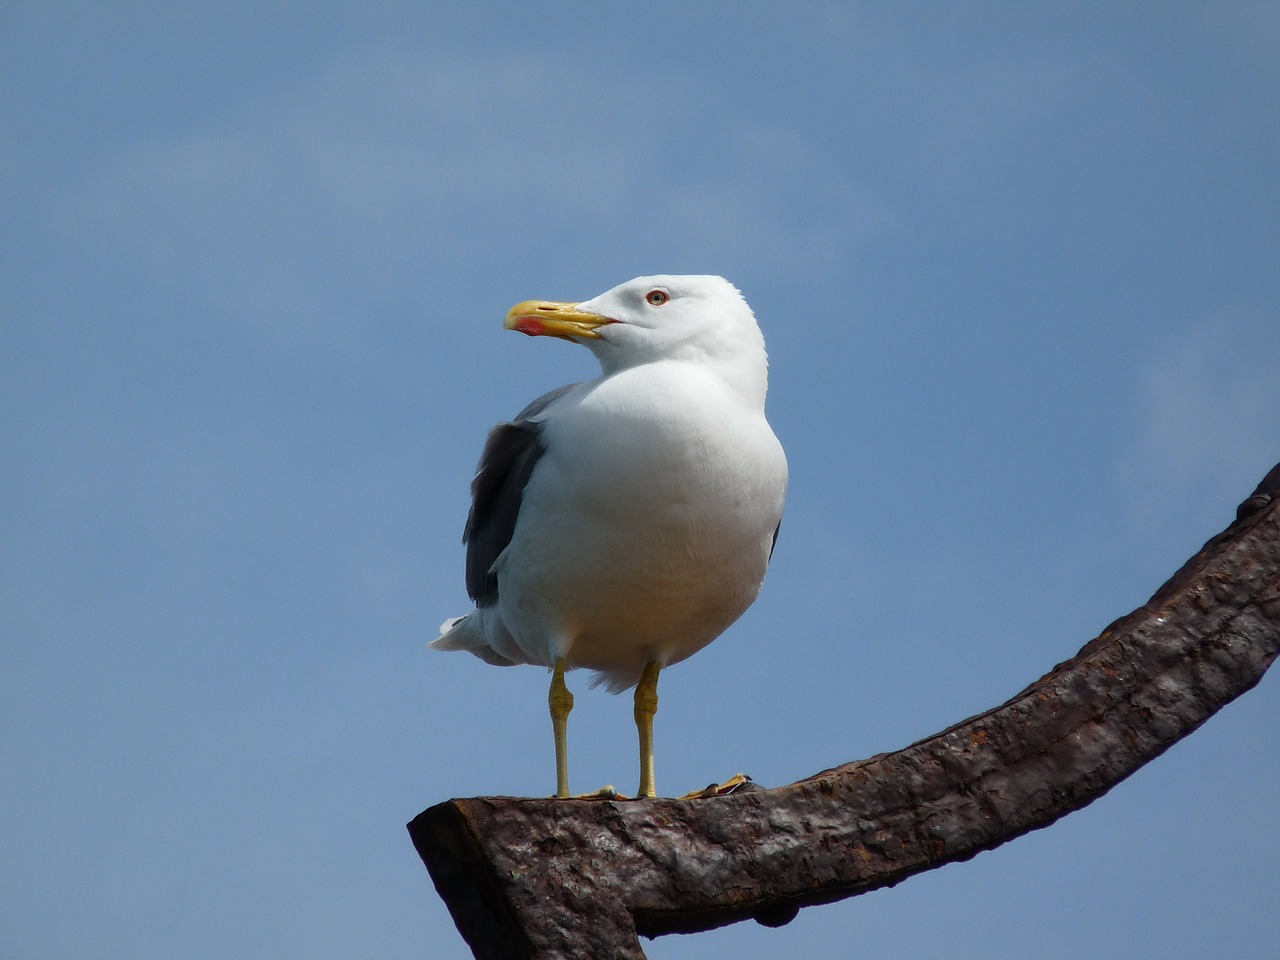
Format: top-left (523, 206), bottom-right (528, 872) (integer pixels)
top-left (549, 657), bottom-right (574, 798)
top-left (634, 660), bottom-right (662, 798)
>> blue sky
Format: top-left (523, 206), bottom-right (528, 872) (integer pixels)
top-left (3, 4), bottom-right (1279, 958)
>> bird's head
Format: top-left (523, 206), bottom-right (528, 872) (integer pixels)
top-left (505, 276), bottom-right (768, 395)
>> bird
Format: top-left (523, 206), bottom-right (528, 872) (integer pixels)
top-left (431, 275), bottom-right (787, 798)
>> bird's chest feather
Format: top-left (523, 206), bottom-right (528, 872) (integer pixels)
top-left (491, 353), bottom-right (785, 669)
top-left (534, 369), bottom-right (777, 551)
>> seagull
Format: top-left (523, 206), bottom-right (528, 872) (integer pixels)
top-left (431, 275), bottom-right (787, 798)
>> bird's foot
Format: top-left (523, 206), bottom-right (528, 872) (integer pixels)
top-left (550, 784), bottom-right (630, 800)
top-left (679, 772), bottom-right (759, 799)
top-left (549, 774), bottom-right (758, 801)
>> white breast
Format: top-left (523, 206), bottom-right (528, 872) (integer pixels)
top-left (493, 360), bottom-right (787, 689)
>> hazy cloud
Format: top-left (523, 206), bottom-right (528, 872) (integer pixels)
top-left (51, 43), bottom-right (888, 339)
top-left (1120, 308), bottom-right (1280, 530)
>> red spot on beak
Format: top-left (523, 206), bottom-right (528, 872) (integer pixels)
top-left (512, 316), bottom-right (547, 337)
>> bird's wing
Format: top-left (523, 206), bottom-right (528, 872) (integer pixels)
top-left (463, 383), bottom-right (581, 607)
top-left (510, 382), bottom-right (582, 423)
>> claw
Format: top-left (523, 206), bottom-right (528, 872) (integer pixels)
top-left (679, 772), bottom-right (757, 799)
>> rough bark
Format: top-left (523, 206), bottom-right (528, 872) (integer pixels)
top-left (409, 463), bottom-right (1280, 960)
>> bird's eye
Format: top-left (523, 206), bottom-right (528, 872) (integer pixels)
top-left (645, 289), bottom-right (670, 306)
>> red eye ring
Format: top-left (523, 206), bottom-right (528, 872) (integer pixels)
top-left (645, 289), bottom-right (670, 306)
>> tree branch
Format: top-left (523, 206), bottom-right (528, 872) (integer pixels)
top-left (409, 463), bottom-right (1280, 960)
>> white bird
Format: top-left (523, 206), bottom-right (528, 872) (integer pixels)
top-left (431, 275), bottom-right (788, 798)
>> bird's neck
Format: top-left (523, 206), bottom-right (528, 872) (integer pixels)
top-left (597, 346), bottom-right (769, 411)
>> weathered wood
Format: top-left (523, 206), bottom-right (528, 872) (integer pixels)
top-left (410, 464), bottom-right (1280, 960)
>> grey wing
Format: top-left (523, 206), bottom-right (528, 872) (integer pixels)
top-left (513, 382), bottom-right (580, 421)
top-left (462, 383), bottom-right (581, 607)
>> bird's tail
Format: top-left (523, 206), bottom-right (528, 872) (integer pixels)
top-left (431, 616), bottom-right (469, 646)
top-left (429, 613), bottom-right (519, 667)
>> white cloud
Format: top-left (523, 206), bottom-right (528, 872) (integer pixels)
top-left (49, 42), bottom-right (888, 340)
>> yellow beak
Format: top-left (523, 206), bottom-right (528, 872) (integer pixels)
top-left (504, 300), bottom-right (614, 340)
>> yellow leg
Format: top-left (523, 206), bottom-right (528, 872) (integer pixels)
top-left (634, 661), bottom-right (662, 798)
top-left (549, 657), bottom-right (574, 798)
